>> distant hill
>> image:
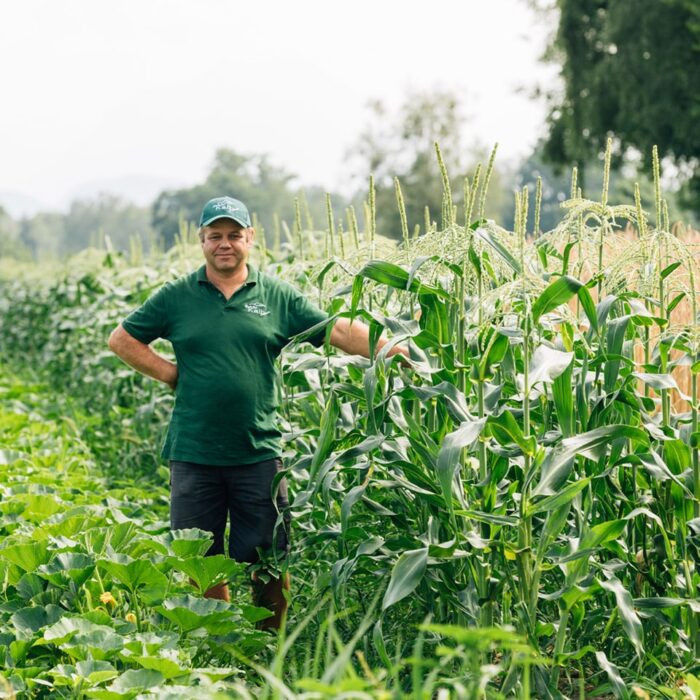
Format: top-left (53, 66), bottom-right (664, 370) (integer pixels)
top-left (0, 175), bottom-right (188, 220)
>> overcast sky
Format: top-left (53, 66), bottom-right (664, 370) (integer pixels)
top-left (0, 0), bottom-right (558, 210)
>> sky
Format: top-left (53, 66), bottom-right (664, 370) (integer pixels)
top-left (0, 0), bottom-right (558, 213)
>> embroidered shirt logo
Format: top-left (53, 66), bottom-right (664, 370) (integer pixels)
top-left (244, 301), bottom-right (270, 317)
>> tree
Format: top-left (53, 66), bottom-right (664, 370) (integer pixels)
top-left (19, 212), bottom-right (66, 260)
top-left (61, 195), bottom-right (154, 254)
top-left (541, 0), bottom-right (700, 211)
top-left (151, 149), bottom-right (348, 249)
top-left (347, 90), bottom-right (509, 238)
top-left (0, 206), bottom-right (30, 261)
top-left (513, 140), bottom-right (696, 234)
top-left (18, 196), bottom-right (154, 259)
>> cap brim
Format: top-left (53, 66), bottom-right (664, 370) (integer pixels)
top-left (200, 214), bottom-right (250, 228)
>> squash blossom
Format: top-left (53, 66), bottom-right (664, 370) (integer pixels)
top-left (99, 591), bottom-right (117, 606)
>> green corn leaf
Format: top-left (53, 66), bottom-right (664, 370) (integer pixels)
top-left (436, 419), bottom-right (486, 511)
top-left (529, 477), bottom-right (591, 515)
top-left (372, 619), bottom-right (392, 669)
top-left (310, 392), bottom-right (339, 477)
top-left (604, 315), bottom-right (631, 392)
top-left (476, 331), bottom-right (509, 381)
top-left (599, 576), bottom-right (644, 656)
top-left (552, 358), bottom-right (575, 437)
top-left (487, 411), bottom-right (537, 457)
top-left (382, 547), bottom-right (428, 610)
top-left (577, 285), bottom-right (598, 331)
top-left (533, 425), bottom-right (648, 497)
top-left (667, 291), bottom-right (686, 314)
top-left (594, 651), bottom-right (628, 699)
top-left (632, 372), bottom-right (678, 391)
top-left (660, 261), bottom-right (681, 279)
top-left (474, 227), bottom-right (521, 274)
top-left (527, 345), bottom-right (574, 390)
top-left (357, 260), bottom-right (448, 298)
top-left (341, 485), bottom-right (367, 533)
top-left (531, 275), bottom-right (582, 323)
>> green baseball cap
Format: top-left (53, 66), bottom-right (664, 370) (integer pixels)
top-left (199, 196), bottom-right (251, 228)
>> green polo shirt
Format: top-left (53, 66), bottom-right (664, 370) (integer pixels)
top-left (122, 264), bottom-right (329, 466)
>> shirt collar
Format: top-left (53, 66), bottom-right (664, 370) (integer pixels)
top-left (196, 264), bottom-right (258, 286)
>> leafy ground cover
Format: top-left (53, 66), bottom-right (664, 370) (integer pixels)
top-left (1, 146), bottom-right (699, 698)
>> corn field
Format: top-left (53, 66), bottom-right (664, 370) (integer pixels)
top-left (0, 143), bottom-right (699, 699)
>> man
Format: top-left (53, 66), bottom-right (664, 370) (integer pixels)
top-left (108, 196), bottom-right (408, 630)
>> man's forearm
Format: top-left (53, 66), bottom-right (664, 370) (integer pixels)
top-left (108, 324), bottom-right (178, 389)
top-left (329, 318), bottom-right (409, 361)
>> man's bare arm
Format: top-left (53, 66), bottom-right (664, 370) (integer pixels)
top-left (329, 317), bottom-right (410, 363)
top-left (107, 324), bottom-right (178, 390)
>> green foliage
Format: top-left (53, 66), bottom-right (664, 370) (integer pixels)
top-left (542, 0), bottom-right (700, 210)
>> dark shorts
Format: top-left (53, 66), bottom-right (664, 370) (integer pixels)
top-left (169, 457), bottom-right (290, 564)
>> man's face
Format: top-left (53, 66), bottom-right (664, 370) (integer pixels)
top-left (200, 219), bottom-right (254, 275)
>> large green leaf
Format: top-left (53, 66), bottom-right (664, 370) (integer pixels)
top-left (128, 655), bottom-right (186, 680)
top-left (632, 372), bottom-right (678, 391)
top-left (11, 604), bottom-right (63, 641)
top-left (149, 529), bottom-right (213, 558)
top-left (98, 669), bottom-right (163, 697)
top-left (566, 520), bottom-right (627, 582)
top-left (166, 555), bottom-right (243, 595)
top-left (61, 628), bottom-right (125, 661)
top-left (156, 595), bottom-right (239, 634)
top-left (382, 548), bottom-right (428, 610)
top-left (37, 553), bottom-right (95, 587)
top-left (98, 554), bottom-right (168, 591)
top-left (0, 540), bottom-right (51, 572)
top-left (50, 661), bottom-right (118, 688)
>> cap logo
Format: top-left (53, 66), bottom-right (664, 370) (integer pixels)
top-left (212, 201), bottom-right (242, 214)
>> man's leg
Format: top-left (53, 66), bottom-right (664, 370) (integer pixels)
top-left (226, 457), bottom-right (291, 630)
top-left (169, 461), bottom-right (229, 599)
top-left (251, 570), bottom-right (290, 630)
